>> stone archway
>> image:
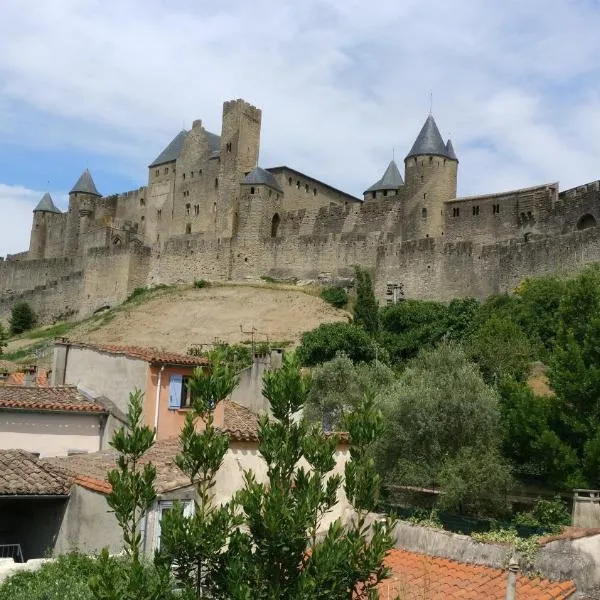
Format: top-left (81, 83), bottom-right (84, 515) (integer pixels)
top-left (577, 214), bottom-right (597, 231)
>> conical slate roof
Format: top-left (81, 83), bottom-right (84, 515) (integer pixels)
top-left (242, 167), bottom-right (283, 193)
top-left (445, 139), bottom-right (458, 161)
top-left (70, 169), bottom-right (100, 196)
top-left (405, 115), bottom-right (448, 160)
top-left (33, 192), bottom-right (61, 214)
top-left (365, 160), bottom-right (404, 193)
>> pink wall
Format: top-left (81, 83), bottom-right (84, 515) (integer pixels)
top-left (144, 364), bottom-right (224, 440)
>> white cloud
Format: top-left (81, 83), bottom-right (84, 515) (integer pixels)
top-left (1, 0), bottom-right (600, 256)
top-left (0, 185), bottom-right (42, 257)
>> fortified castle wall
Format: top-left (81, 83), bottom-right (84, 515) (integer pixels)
top-left (2, 98), bottom-right (600, 325)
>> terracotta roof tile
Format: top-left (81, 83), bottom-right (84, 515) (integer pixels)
top-left (58, 340), bottom-right (208, 367)
top-left (0, 386), bottom-right (106, 413)
top-left (380, 548), bottom-right (577, 599)
top-left (0, 449), bottom-right (70, 495)
top-left (222, 400), bottom-right (260, 441)
top-left (5, 369), bottom-right (48, 386)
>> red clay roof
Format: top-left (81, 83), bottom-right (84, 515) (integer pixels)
top-left (0, 386), bottom-right (106, 413)
top-left (4, 369), bottom-right (48, 387)
top-left (222, 400), bottom-right (260, 441)
top-left (57, 340), bottom-right (208, 367)
top-left (381, 548), bottom-right (577, 599)
top-left (0, 449), bottom-right (70, 495)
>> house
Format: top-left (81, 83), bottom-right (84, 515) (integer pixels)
top-left (51, 339), bottom-right (281, 439)
top-left (0, 386), bottom-right (108, 457)
top-left (0, 449), bottom-right (70, 561)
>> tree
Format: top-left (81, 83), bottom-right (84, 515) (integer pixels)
top-left (296, 322), bottom-right (382, 366)
top-left (353, 266), bottom-right (379, 336)
top-left (9, 302), bottom-right (36, 335)
top-left (156, 354), bottom-right (240, 598)
top-left (374, 342), bottom-right (510, 514)
top-left (90, 389), bottom-right (175, 600)
top-left (305, 353), bottom-right (394, 430)
top-left (0, 321), bottom-right (7, 354)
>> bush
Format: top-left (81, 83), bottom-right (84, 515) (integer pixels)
top-left (9, 302), bottom-right (36, 334)
top-left (0, 552), bottom-right (96, 600)
top-left (194, 279), bottom-right (209, 288)
top-left (513, 496), bottom-right (570, 533)
top-left (0, 322), bottom-right (7, 354)
top-left (320, 286), bottom-right (348, 308)
top-left (296, 322), bottom-right (382, 366)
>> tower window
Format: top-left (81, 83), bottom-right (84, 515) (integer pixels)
top-left (296, 180), bottom-right (300, 189)
top-left (313, 188), bottom-right (317, 196)
top-left (191, 171), bottom-right (194, 177)
top-left (141, 215), bottom-right (145, 221)
top-left (423, 193), bottom-right (427, 200)
top-left (194, 205), bottom-right (199, 216)
top-left (215, 178), bottom-right (218, 189)
top-left (421, 175), bottom-right (424, 182)
top-left (422, 207), bottom-right (427, 219)
top-left (226, 142), bottom-right (232, 152)
top-left (371, 192), bottom-right (376, 199)
top-left (155, 169), bottom-right (160, 176)
top-left (182, 173), bottom-right (186, 180)
top-left (271, 213), bottom-right (281, 238)
top-left (472, 205), bottom-right (480, 216)
top-left (250, 187), bottom-right (255, 195)
top-left (164, 167), bottom-right (169, 174)
top-left (383, 190), bottom-right (388, 197)
top-left (493, 204), bottom-right (500, 214)
top-left (186, 223), bottom-right (191, 234)
top-left (305, 184), bottom-right (309, 193)
top-left (186, 203), bottom-right (191, 215)
top-left (140, 197), bottom-right (145, 206)
top-left (157, 209), bottom-right (162, 219)
top-left (453, 207), bottom-right (460, 217)
top-left (288, 177), bottom-right (292, 186)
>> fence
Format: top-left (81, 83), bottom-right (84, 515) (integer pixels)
top-left (0, 545), bottom-right (23, 563)
top-left (572, 489), bottom-right (600, 528)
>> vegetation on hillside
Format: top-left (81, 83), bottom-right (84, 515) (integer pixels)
top-left (9, 302), bottom-right (36, 335)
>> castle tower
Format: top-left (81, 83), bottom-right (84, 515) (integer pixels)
top-left (29, 193), bottom-right (61, 260)
top-left (403, 115), bottom-right (458, 239)
top-left (217, 100), bottom-right (262, 236)
top-left (364, 160), bottom-right (404, 201)
top-left (64, 169), bottom-right (101, 254)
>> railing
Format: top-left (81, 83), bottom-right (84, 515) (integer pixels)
top-left (0, 544), bottom-right (24, 563)
top-left (572, 489), bottom-right (600, 528)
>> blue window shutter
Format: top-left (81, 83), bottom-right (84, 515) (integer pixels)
top-left (168, 375), bottom-right (183, 410)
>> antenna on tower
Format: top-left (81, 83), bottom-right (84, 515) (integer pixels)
top-left (429, 91), bottom-right (433, 115)
top-left (392, 147), bottom-right (395, 161)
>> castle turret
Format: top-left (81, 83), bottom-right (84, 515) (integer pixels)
top-left (64, 169), bottom-right (101, 253)
top-left (403, 115), bottom-right (458, 239)
top-left (29, 193), bottom-right (61, 260)
top-left (364, 160), bottom-right (404, 201)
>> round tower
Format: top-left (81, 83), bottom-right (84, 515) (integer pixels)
top-left (403, 115), bottom-right (458, 239)
top-left (64, 169), bottom-right (101, 254)
top-left (29, 193), bottom-right (61, 260)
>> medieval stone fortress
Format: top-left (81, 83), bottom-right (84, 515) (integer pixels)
top-left (2, 97), bottom-right (600, 323)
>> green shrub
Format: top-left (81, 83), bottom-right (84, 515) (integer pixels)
top-left (0, 552), bottom-right (96, 600)
top-left (194, 279), bottom-right (209, 289)
top-left (320, 287), bottom-right (348, 308)
top-left (513, 496), bottom-right (570, 533)
top-left (124, 287), bottom-right (147, 303)
top-left (297, 322), bottom-right (382, 366)
top-left (9, 302), bottom-right (36, 335)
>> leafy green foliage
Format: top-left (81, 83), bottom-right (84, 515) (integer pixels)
top-left (375, 342), bottom-right (511, 516)
top-left (0, 321), bottom-right (7, 354)
top-left (193, 279), bottom-right (210, 288)
top-left (0, 553), bottom-right (96, 600)
top-left (320, 286), bottom-right (348, 308)
top-left (305, 353), bottom-right (394, 430)
top-left (188, 341), bottom-right (252, 373)
top-left (9, 302), bottom-right (36, 334)
top-left (513, 496), bottom-right (570, 533)
top-left (297, 322), bottom-right (382, 366)
top-left (353, 266), bottom-right (379, 335)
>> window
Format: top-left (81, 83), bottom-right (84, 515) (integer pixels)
top-left (296, 180), bottom-right (300, 189)
top-left (190, 171), bottom-right (194, 177)
top-left (186, 223), bottom-right (191, 234)
top-left (157, 209), bottom-right (162, 219)
top-left (423, 193), bottom-right (427, 200)
top-left (383, 190), bottom-right (388, 197)
top-left (453, 207), bottom-right (460, 217)
top-left (371, 191), bottom-right (376, 199)
top-left (182, 173), bottom-right (186, 180)
top-left (140, 197), bottom-right (145, 207)
top-left (421, 175), bottom-right (424, 182)
top-left (186, 203), bottom-right (191, 215)
top-left (194, 205), bottom-right (199, 216)
top-left (313, 188), bottom-right (317, 196)
top-left (305, 184), bottom-right (309, 193)
top-left (215, 178), bottom-right (219, 189)
top-left (154, 500), bottom-right (193, 551)
top-left (155, 169), bottom-right (160, 176)
top-left (422, 207), bottom-right (427, 219)
top-left (493, 204), bottom-right (500, 214)
top-left (141, 215), bottom-right (145, 221)
top-left (250, 187), bottom-right (255, 195)
top-left (288, 177), bottom-right (292, 186)
top-left (164, 167), bottom-right (169, 175)
top-left (472, 205), bottom-right (480, 216)
top-left (271, 213), bottom-right (280, 238)
top-left (226, 142), bottom-right (232, 152)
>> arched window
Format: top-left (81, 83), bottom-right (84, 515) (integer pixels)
top-left (577, 214), bottom-right (597, 230)
top-left (271, 213), bottom-right (280, 238)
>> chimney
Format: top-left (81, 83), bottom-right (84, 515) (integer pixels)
top-left (23, 365), bottom-right (37, 387)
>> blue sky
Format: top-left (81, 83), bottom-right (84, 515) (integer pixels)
top-left (1, 0), bottom-right (600, 256)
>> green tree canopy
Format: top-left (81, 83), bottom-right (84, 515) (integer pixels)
top-left (353, 266), bottom-right (379, 336)
top-left (9, 302), bottom-right (36, 335)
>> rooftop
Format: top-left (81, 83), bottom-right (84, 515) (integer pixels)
top-left (0, 385), bottom-right (106, 414)
top-left (70, 169), bottom-right (101, 197)
top-left (43, 400), bottom-right (261, 494)
top-left (243, 167), bottom-right (283, 193)
top-left (406, 115), bottom-right (452, 160)
top-left (365, 159), bottom-right (404, 193)
top-left (381, 548), bottom-right (577, 599)
top-left (0, 449), bottom-right (70, 496)
top-left (33, 193), bottom-right (61, 214)
top-left (149, 129), bottom-right (221, 168)
top-left (57, 340), bottom-right (209, 367)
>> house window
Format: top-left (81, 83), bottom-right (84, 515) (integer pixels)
top-left (154, 500), bottom-right (194, 551)
top-left (472, 205), bottom-right (480, 216)
top-left (186, 223), bottom-right (191, 234)
top-left (186, 203), bottom-right (191, 215)
top-left (194, 205), bottom-right (199, 216)
top-left (453, 207), bottom-right (460, 217)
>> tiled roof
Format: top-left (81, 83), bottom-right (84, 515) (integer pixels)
top-left (243, 167), bottom-right (283, 193)
top-left (222, 400), bottom-right (260, 441)
top-left (406, 115), bottom-right (449, 160)
top-left (0, 449), bottom-right (70, 495)
top-left (149, 129), bottom-right (221, 168)
top-left (381, 548), bottom-right (577, 599)
top-left (365, 160), bottom-right (404, 193)
top-left (0, 386), bottom-right (106, 413)
top-left (4, 369), bottom-right (48, 386)
top-left (58, 340), bottom-right (209, 367)
top-left (33, 192), bottom-right (61, 214)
